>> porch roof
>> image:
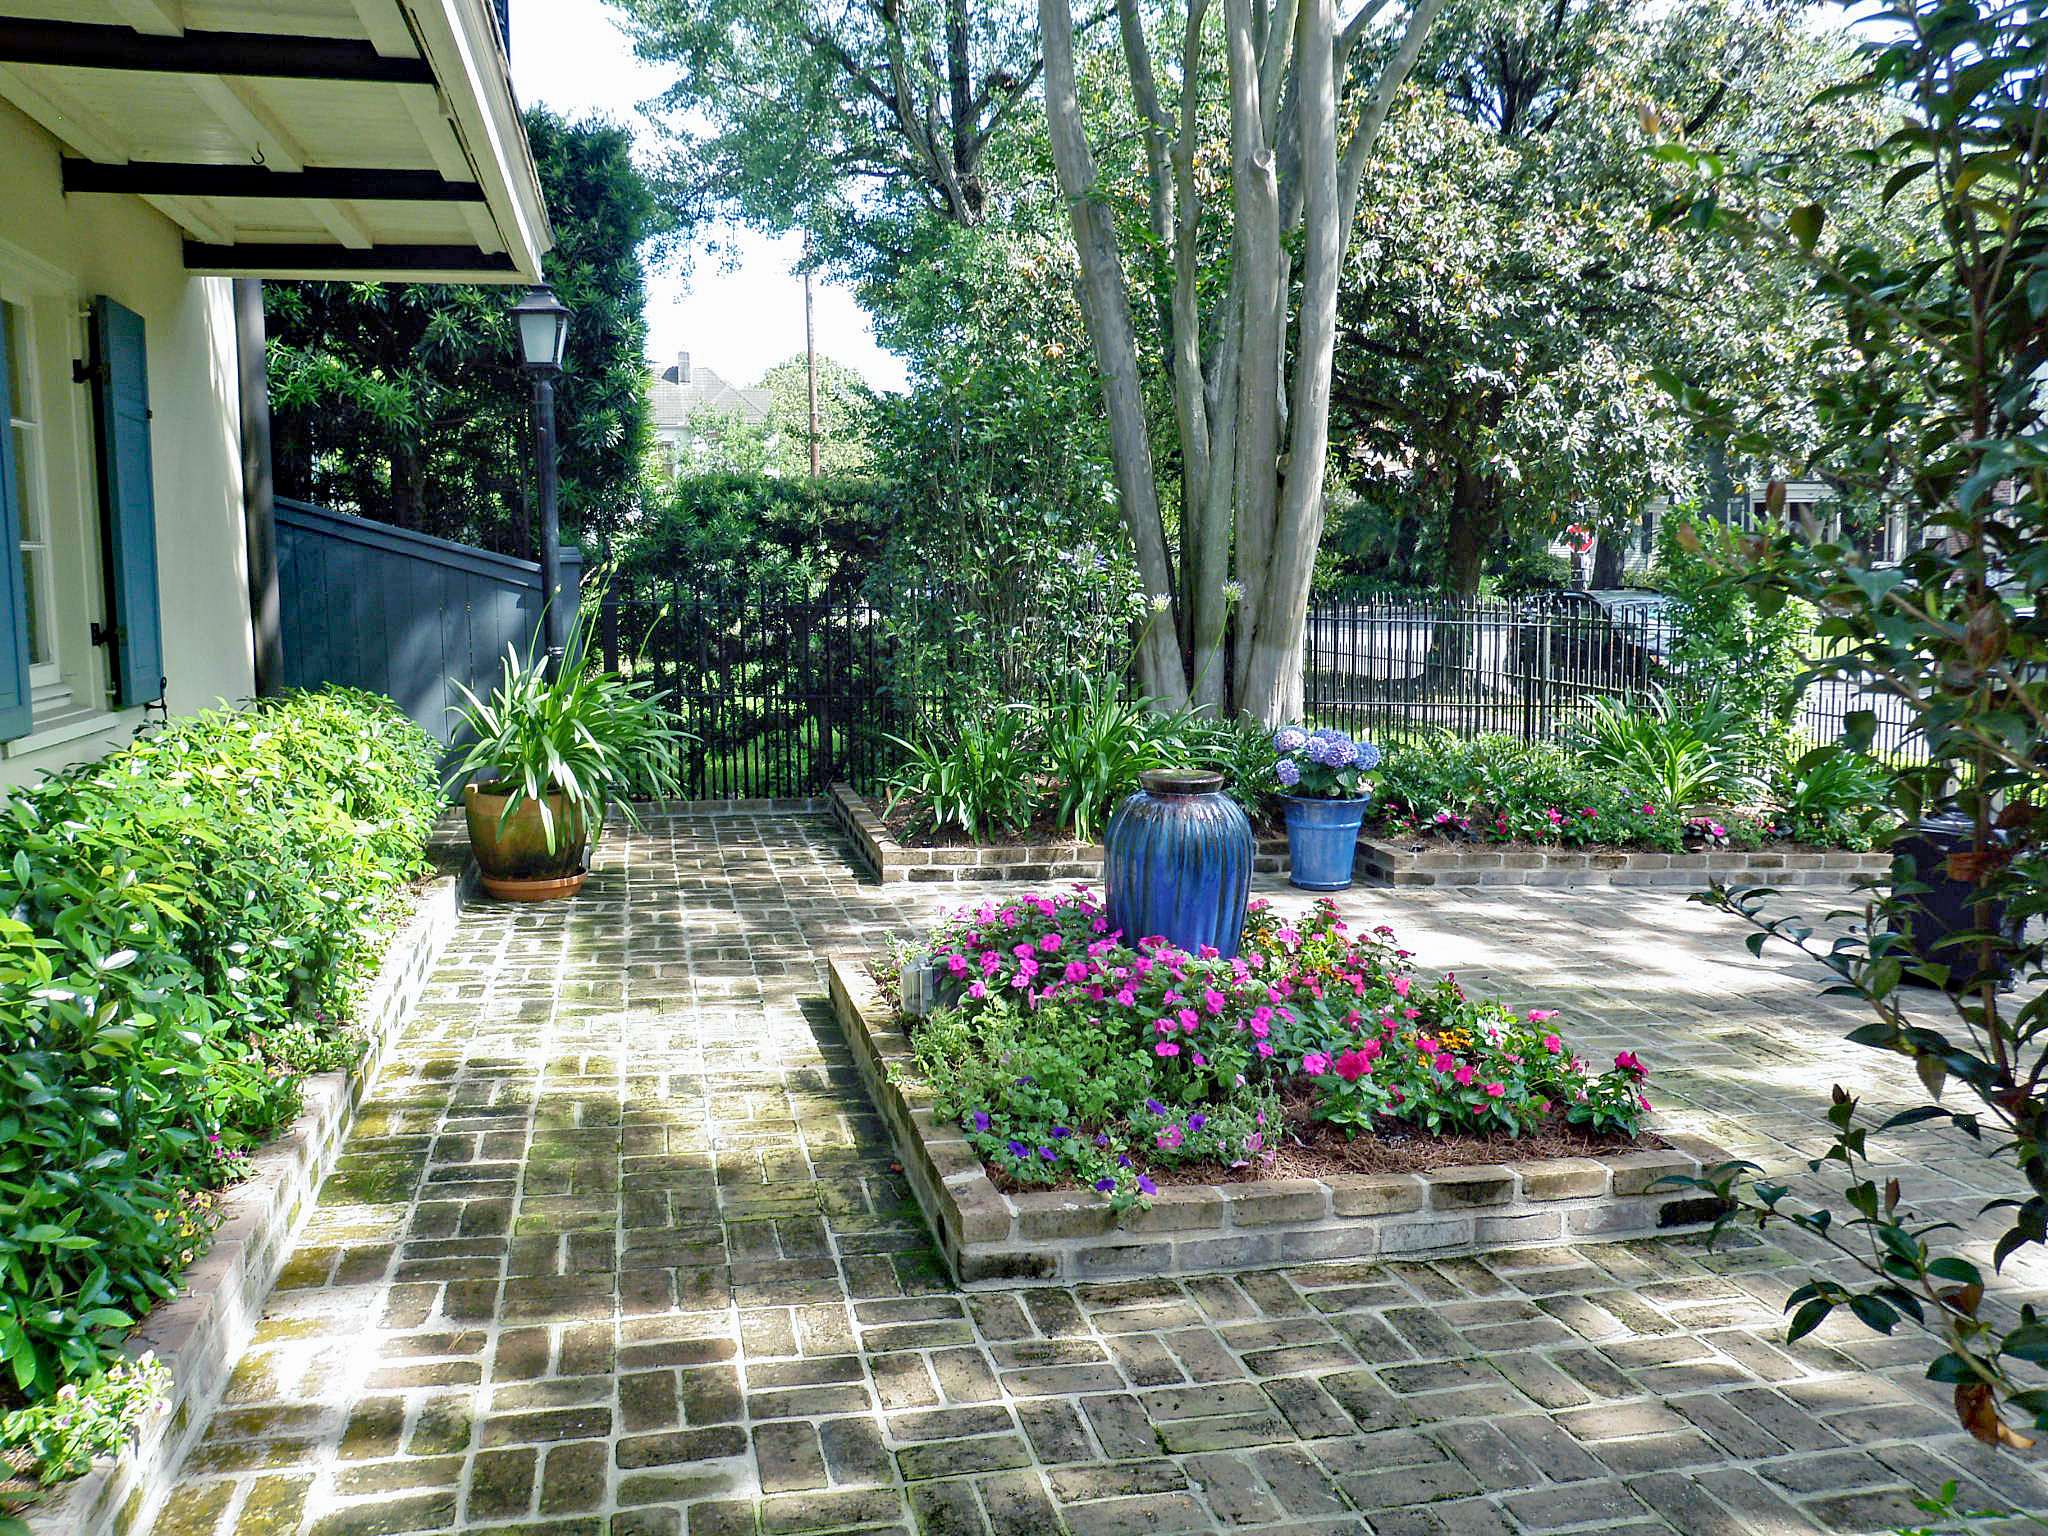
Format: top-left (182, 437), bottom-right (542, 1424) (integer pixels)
top-left (0, 0), bottom-right (551, 283)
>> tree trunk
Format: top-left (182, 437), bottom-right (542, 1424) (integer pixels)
top-left (1591, 532), bottom-right (1624, 588)
top-left (1039, 0), bottom-right (1188, 707)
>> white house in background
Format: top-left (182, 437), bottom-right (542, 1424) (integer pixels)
top-left (646, 350), bottom-right (774, 466)
top-left (0, 0), bottom-right (550, 787)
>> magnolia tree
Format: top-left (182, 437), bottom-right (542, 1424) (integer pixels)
top-left (1037, 0), bottom-right (1445, 720)
top-left (1655, 0), bottom-right (2048, 1449)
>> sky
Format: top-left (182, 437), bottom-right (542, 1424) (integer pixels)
top-left (507, 1), bottom-right (912, 395)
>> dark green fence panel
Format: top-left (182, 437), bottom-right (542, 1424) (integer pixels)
top-left (276, 498), bottom-right (581, 746)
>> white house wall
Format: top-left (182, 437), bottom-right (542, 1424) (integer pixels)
top-left (0, 96), bottom-right (254, 787)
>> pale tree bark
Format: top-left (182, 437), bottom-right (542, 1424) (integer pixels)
top-left (1040, 0), bottom-right (1189, 706)
top-left (1039, 0), bottom-right (1442, 721)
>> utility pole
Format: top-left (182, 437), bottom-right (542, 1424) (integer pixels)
top-left (804, 232), bottom-right (821, 479)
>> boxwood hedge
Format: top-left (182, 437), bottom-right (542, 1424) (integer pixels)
top-left (0, 688), bottom-right (440, 1407)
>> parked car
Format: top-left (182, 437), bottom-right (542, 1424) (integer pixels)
top-left (1515, 589), bottom-right (1674, 692)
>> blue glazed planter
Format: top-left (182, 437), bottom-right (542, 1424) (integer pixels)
top-left (1104, 768), bottom-right (1254, 959)
top-left (1282, 794), bottom-right (1370, 890)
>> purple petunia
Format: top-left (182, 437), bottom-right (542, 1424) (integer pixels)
top-left (1094, 1177), bottom-right (1117, 1193)
top-left (1007, 1140), bottom-right (1027, 1158)
top-left (1137, 1175), bottom-right (1159, 1196)
top-left (971, 1110), bottom-right (990, 1132)
top-left (1188, 1113), bottom-right (1207, 1131)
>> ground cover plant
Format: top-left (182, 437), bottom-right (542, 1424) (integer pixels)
top-left (0, 687), bottom-right (440, 1495)
top-left (899, 888), bottom-right (1652, 1204)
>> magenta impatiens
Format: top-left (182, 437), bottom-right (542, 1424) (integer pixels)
top-left (905, 887), bottom-right (1654, 1202)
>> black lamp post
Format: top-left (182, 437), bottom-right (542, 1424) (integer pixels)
top-left (511, 284), bottom-right (571, 665)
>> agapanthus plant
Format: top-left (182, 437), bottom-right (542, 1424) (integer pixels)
top-left (1272, 725), bottom-right (1381, 800)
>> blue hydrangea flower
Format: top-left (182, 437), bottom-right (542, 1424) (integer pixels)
top-left (1275, 757), bottom-right (1301, 787)
top-left (1322, 738), bottom-right (1359, 768)
top-left (1310, 726), bottom-right (1348, 742)
top-left (1354, 740), bottom-right (1383, 771)
top-left (1273, 725), bottom-right (1308, 753)
top-left (1302, 737), bottom-right (1335, 766)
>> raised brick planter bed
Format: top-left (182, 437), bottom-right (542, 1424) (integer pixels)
top-left (828, 956), bottom-right (1729, 1286)
top-left (24, 866), bottom-right (474, 1536)
top-left (1359, 836), bottom-right (1892, 889)
top-left (828, 781), bottom-right (1286, 885)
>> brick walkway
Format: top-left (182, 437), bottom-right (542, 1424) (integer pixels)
top-left (147, 814), bottom-right (2048, 1536)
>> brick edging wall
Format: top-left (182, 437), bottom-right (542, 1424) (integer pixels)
top-left (826, 782), bottom-right (1286, 885)
top-left (1360, 837), bottom-right (1893, 889)
top-left (26, 867), bottom-right (475, 1536)
top-left (828, 956), bottom-right (1728, 1286)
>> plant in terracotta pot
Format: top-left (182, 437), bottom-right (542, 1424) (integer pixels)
top-left (1272, 726), bottom-right (1382, 891)
top-left (449, 631), bottom-right (687, 901)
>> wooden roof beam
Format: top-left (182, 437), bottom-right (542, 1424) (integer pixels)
top-left (60, 159), bottom-right (486, 202)
top-left (0, 20), bottom-right (435, 84)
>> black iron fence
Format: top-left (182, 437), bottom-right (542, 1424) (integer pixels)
top-left (594, 585), bottom-right (902, 800)
top-left (1304, 597), bottom-right (1670, 743)
top-left (590, 585), bottom-right (1927, 800)
top-left (1305, 595), bottom-right (1924, 759)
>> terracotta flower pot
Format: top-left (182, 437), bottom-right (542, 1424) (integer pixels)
top-left (464, 783), bottom-right (589, 901)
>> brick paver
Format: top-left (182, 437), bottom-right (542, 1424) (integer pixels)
top-left (144, 814), bottom-right (2048, 1536)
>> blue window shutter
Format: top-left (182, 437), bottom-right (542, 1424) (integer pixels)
top-left (92, 297), bottom-right (164, 708)
top-left (0, 310), bottom-right (31, 741)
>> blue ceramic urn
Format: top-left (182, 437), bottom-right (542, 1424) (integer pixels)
top-left (1104, 768), bottom-right (1255, 959)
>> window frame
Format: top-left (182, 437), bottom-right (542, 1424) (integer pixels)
top-left (0, 240), bottom-right (110, 733)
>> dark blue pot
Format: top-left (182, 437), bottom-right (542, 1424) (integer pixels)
top-left (1104, 769), bottom-right (1254, 959)
top-left (1282, 795), bottom-right (1369, 890)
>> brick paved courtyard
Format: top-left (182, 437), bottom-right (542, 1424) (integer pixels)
top-left (146, 814), bottom-right (2048, 1536)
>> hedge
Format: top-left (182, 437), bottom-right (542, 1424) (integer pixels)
top-left (0, 688), bottom-right (440, 1406)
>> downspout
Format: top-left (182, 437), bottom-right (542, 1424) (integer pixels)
top-left (236, 277), bottom-right (283, 696)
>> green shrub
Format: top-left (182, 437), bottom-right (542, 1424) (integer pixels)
top-left (2, 1353), bottom-right (168, 1487)
top-left (0, 688), bottom-right (439, 1405)
top-left (1771, 744), bottom-right (1894, 850)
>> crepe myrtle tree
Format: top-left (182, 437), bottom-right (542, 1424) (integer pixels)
top-left (1652, 0), bottom-right (2048, 1448)
top-left (1037, 0), bottom-right (1446, 720)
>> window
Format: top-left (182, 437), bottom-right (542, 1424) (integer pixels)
top-left (3, 298), bottom-right (55, 682)
top-left (0, 257), bottom-right (117, 742)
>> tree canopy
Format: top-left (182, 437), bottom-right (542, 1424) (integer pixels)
top-left (266, 108), bottom-right (658, 553)
top-left (1326, 0), bottom-right (1886, 599)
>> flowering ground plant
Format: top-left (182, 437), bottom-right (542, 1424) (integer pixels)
top-left (1272, 725), bottom-right (1381, 800)
top-left (906, 887), bottom-right (1653, 1202)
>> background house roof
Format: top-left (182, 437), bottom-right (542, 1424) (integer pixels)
top-left (647, 351), bottom-right (771, 436)
top-left (0, 0), bottom-right (551, 282)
